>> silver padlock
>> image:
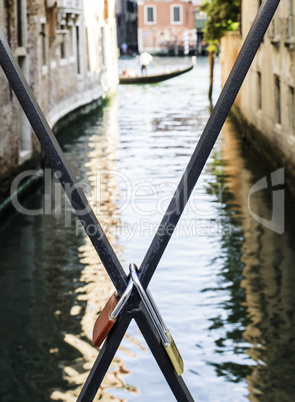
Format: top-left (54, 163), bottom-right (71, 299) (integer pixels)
top-left (130, 263), bottom-right (184, 376)
top-left (110, 278), bottom-right (134, 320)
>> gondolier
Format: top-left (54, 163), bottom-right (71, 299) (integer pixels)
top-left (140, 52), bottom-right (153, 76)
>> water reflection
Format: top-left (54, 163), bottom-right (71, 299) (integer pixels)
top-left (1, 57), bottom-right (295, 401)
top-left (0, 100), bottom-right (138, 401)
top-left (218, 121), bottom-right (295, 400)
top-left (51, 99), bottom-right (140, 401)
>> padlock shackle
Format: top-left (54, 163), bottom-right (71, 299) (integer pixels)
top-left (110, 278), bottom-right (134, 320)
top-left (146, 288), bottom-right (169, 334)
top-left (130, 264), bottom-right (169, 346)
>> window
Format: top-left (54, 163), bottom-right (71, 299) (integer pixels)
top-left (60, 33), bottom-right (66, 59)
top-left (76, 26), bottom-right (81, 74)
top-left (41, 23), bottom-right (46, 66)
top-left (274, 75), bottom-right (281, 124)
top-left (100, 27), bottom-right (105, 68)
top-left (147, 7), bottom-right (154, 22)
top-left (17, 0), bottom-right (25, 47)
top-left (145, 5), bottom-right (156, 24)
top-left (171, 5), bottom-right (182, 24)
top-left (86, 27), bottom-right (90, 72)
top-left (69, 27), bottom-right (73, 56)
top-left (288, 0), bottom-right (294, 38)
top-left (288, 0), bottom-right (293, 15)
top-left (288, 86), bottom-right (294, 132)
top-left (257, 71), bottom-right (262, 110)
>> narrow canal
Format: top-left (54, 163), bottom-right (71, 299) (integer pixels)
top-left (1, 57), bottom-right (295, 402)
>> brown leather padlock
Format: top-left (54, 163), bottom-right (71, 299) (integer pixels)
top-left (92, 279), bottom-right (134, 347)
top-left (92, 292), bottom-right (120, 347)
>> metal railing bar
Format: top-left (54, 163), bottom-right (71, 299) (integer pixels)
top-left (78, 302), bottom-right (194, 402)
top-left (0, 29), bottom-right (128, 294)
top-left (0, 32), bottom-right (192, 397)
top-left (77, 313), bottom-right (132, 402)
top-left (137, 0), bottom-right (281, 290)
top-left (134, 311), bottom-right (194, 402)
top-left (0, 28), bottom-right (185, 400)
top-left (0, 0), bottom-right (281, 399)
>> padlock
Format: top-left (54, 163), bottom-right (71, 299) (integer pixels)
top-left (92, 279), bottom-right (133, 347)
top-left (129, 263), bottom-right (184, 376)
top-left (145, 284), bottom-right (184, 376)
top-left (163, 330), bottom-right (184, 377)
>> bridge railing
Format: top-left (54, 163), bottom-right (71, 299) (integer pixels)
top-left (0, 1), bottom-right (282, 401)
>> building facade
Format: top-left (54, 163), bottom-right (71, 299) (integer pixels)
top-left (193, 0), bottom-right (207, 55)
top-left (116, 0), bottom-right (138, 53)
top-left (137, 0), bottom-right (196, 55)
top-left (221, 0), bottom-right (295, 177)
top-left (0, 0), bottom-right (118, 205)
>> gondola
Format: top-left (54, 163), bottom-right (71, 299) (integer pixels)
top-left (119, 58), bottom-right (195, 85)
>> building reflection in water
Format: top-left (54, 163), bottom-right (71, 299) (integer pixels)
top-left (50, 99), bottom-right (139, 401)
top-left (218, 120), bottom-right (295, 401)
top-left (3, 58), bottom-right (295, 401)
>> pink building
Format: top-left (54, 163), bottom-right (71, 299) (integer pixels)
top-left (138, 0), bottom-right (196, 55)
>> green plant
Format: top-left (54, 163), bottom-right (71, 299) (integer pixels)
top-left (201, 0), bottom-right (240, 45)
top-left (200, 0), bottom-right (240, 102)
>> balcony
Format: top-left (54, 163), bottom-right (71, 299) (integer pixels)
top-left (58, 0), bottom-right (82, 14)
top-left (268, 17), bottom-right (280, 45)
top-left (56, 0), bottom-right (81, 32)
top-left (268, 16), bottom-right (295, 48)
top-left (281, 16), bottom-right (295, 49)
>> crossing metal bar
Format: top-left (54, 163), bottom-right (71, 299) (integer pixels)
top-left (78, 305), bottom-right (194, 402)
top-left (0, 28), bottom-right (193, 400)
top-left (0, 0), bottom-right (281, 400)
top-left (77, 313), bottom-right (132, 402)
top-left (0, 25), bottom-right (193, 402)
top-left (134, 310), bottom-right (194, 401)
top-left (77, 0), bottom-right (281, 399)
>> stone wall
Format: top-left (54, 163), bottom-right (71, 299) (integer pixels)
top-left (240, 0), bottom-right (295, 171)
top-left (0, 0), bottom-right (118, 205)
top-left (220, 0), bottom-right (295, 183)
top-left (0, 0), bottom-right (40, 203)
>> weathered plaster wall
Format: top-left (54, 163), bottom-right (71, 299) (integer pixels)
top-left (0, 0), bottom-right (118, 205)
top-left (220, 31), bottom-right (242, 107)
top-left (221, 0), bottom-right (295, 180)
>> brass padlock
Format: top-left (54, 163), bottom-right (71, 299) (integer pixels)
top-left (164, 330), bottom-right (184, 376)
top-left (92, 279), bottom-right (133, 347)
top-left (130, 263), bottom-right (184, 376)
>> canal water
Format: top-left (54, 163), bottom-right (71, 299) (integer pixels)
top-left (1, 57), bottom-right (295, 401)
